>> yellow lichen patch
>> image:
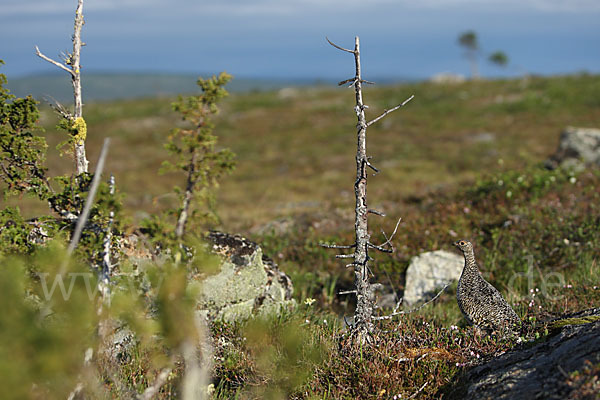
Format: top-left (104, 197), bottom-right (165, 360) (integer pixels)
top-left (71, 117), bottom-right (87, 145)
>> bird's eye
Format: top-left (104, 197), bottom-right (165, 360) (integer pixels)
top-left (460, 241), bottom-right (466, 245)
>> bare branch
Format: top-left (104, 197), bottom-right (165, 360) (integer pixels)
top-left (335, 253), bottom-right (355, 259)
top-left (338, 77), bottom-right (356, 86)
top-left (368, 242), bottom-right (394, 253)
top-left (367, 94), bottom-right (415, 127)
top-left (338, 290), bottom-right (357, 295)
top-left (138, 367), bottom-right (172, 400)
top-left (100, 174), bottom-right (115, 284)
top-left (368, 209), bottom-right (386, 217)
top-left (320, 242), bottom-right (356, 249)
top-left (326, 37), bottom-right (355, 54)
top-left (389, 355), bottom-right (411, 363)
top-left (61, 138), bottom-right (110, 274)
top-left (180, 315), bottom-right (213, 400)
top-left (35, 46), bottom-right (74, 76)
top-left (339, 77), bottom-right (375, 87)
top-left (365, 158), bottom-right (379, 174)
top-left (67, 383), bottom-right (84, 400)
top-left (43, 95), bottom-right (73, 120)
top-left (371, 217), bottom-right (402, 251)
top-left (408, 382), bottom-right (429, 399)
top-left (373, 282), bottom-right (452, 321)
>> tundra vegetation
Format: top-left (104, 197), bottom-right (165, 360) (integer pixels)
top-left (1, 4), bottom-right (599, 399)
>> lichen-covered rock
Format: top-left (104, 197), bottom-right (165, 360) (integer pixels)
top-left (546, 126), bottom-right (600, 169)
top-left (196, 231), bottom-right (295, 322)
top-left (403, 250), bottom-right (463, 306)
top-left (103, 324), bottom-right (136, 364)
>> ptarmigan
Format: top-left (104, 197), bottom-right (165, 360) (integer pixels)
top-left (454, 239), bottom-right (521, 334)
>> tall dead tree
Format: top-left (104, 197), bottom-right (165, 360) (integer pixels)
top-left (35, 0), bottom-right (89, 174)
top-left (323, 37), bottom-right (413, 342)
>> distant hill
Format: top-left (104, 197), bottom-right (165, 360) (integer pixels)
top-left (5, 72), bottom-right (327, 102)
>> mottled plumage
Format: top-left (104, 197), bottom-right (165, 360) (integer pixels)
top-left (454, 240), bottom-right (521, 334)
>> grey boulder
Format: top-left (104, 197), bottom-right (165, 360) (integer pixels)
top-left (547, 126), bottom-right (600, 169)
top-left (403, 250), bottom-right (463, 306)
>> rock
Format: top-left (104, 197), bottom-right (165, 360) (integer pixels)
top-left (471, 132), bottom-right (496, 143)
top-left (430, 73), bottom-right (466, 84)
top-left (105, 231), bottom-right (294, 363)
top-left (103, 324), bottom-right (136, 364)
top-left (546, 126), bottom-right (600, 169)
top-left (444, 309), bottom-right (600, 400)
top-left (403, 250), bottom-right (463, 306)
top-left (252, 217), bottom-right (296, 236)
top-left (197, 231), bottom-right (295, 322)
top-left (278, 87), bottom-right (298, 100)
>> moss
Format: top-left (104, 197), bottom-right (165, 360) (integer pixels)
top-left (549, 315), bottom-right (600, 329)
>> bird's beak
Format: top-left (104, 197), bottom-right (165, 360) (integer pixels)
top-left (453, 241), bottom-right (461, 247)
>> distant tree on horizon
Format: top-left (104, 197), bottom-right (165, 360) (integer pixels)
top-left (489, 51), bottom-right (509, 68)
top-left (458, 30), bottom-right (480, 79)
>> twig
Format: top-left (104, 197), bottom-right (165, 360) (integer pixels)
top-left (407, 382), bottom-right (429, 399)
top-left (320, 242), bottom-right (356, 249)
top-left (180, 315), bottom-right (213, 400)
top-left (338, 77), bottom-right (356, 86)
top-left (338, 290), bottom-right (357, 295)
top-left (61, 138), bottom-right (110, 273)
top-left (335, 253), bottom-right (355, 259)
top-left (138, 367), bottom-right (173, 400)
top-left (326, 37), bottom-right (355, 54)
top-left (375, 217), bottom-right (402, 249)
top-left (368, 217), bottom-right (402, 253)
top-left (374, 282), bottom-right (452, 321)
top-left (67, 383), bottom-right (84, 400)
top-left (338, 77), bottom-right (375, 86)
top-left (98, 174), bottom-right (115, 307)
top-left (368, 209), bottom-right (386, 217)
top-left (365, 158), bottom-right (379, 174)
top-left (66, 347), bottom-right (93, 400)
top-left (35, 46), bottom-right (74, 76)
top-left (367, 94), bottom-right (414, 127)
top-left (100, 174), bottom-right (115, 280)
top-left (43, 95), bottom-right (73, 120)
top-left (367, 242), bottom-right (393, 253)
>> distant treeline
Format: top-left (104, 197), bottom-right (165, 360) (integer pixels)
top-left (5, 73), bottom-right (325, 101)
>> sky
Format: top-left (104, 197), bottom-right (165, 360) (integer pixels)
top-left (1, 0), bottom-right (599, 81)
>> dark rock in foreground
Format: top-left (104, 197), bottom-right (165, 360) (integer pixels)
top-left (444, 310), bottom-right (600, 400)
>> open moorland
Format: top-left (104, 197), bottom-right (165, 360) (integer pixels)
top-left (3, 73), bottom-right (600, 398)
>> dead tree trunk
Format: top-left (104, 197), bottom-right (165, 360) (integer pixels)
top-left (323, 36), bottom-right (413, 343)
top-left (36, 0), bottom-right (89, 174)
top-left (71, 0), bottom-right (88, 174)
top-left (348, 37), bottom-right (375, 339)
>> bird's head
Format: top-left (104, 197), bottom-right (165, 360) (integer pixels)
top-left (453, 239), bottom-right (473, 253)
